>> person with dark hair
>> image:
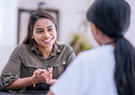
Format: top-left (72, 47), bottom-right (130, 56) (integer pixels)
top-left (47, 0), bottom-right (135, 95)
top-left (0, 10), bottom-right (75, 92)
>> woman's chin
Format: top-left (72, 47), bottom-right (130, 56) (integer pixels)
top-left (42, 43), bottom-right (53, 48)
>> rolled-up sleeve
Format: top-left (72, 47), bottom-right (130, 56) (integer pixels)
top-left (0, 46), bottom-right (23, 88)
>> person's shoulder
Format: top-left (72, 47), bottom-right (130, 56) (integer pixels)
top-left (59, 43), bottom-right (72, 49)
top-left (77, 45), bottom-right (114, 61)
top-left (58, 43), bottom-right (73, 51)
top-left (15, 44), bottom-right (28, 50)
top-left (12, 44), bottom-right (29, 54)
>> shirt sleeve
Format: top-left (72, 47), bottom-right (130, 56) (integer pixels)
top-left (50, 54), bottom-right (83, 95)
top-left (0, 46), bottom-right (23, 88)
top-left (65, 45), bottom-right (76, 67)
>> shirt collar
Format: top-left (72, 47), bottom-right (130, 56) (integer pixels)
top-left (31, 44), bottom-right (61, 58)
top-left (51, 44), bottom-right (61, 56)
top-left (31, 46), bottom-right (43, 57)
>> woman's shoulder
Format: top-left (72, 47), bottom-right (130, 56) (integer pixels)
top-left (56, 44), bottom-right (74, 55)
top-left (58, 44), bottom-right (73, 51)
top-left (12, 44), bottom-right (29, 54)
top-left (14, 44), bottom-right (28, 50)
top-left (78, 45), bottom-right (114, 61)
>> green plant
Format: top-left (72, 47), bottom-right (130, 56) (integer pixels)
top-left (70, 34), bottom-right (92, 55)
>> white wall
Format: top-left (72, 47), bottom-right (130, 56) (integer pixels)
top-left (0, 0), bottom-right (17, 45)
top-left (0, 0), bottom-right (17, 73)
top-left (125, 0), bottom-right (135, 45)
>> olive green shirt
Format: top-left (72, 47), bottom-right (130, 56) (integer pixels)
top-left (0, 44), bottom-right (75, 91)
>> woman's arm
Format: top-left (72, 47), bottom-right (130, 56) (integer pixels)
top-left (6, 68), bottom-right (55, 90)
top-left (0, 46), bottom-right (23, 90)
top-left (6, 68), bottom-right (54, 90)
top-left (6, 77), bottom-right (33, 90)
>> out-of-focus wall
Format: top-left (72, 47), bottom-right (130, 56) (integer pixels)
top-left (0, 0), bottom-right (17, 45)
top-left (125, 0), bottom-right (135, 45)
top-left (0, 0), bottom-right (17, 73)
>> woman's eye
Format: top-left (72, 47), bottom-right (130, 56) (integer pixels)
top-left (36, 30), bottom-right (43, 33)
top-left (48, 28), bottom-right (53, 32)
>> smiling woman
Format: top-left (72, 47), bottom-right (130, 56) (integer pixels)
top-left (0, 10), bottom-right (75, 92)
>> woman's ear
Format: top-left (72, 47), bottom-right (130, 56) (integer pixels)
top-left (91, 24), bottom-right (100, 36)
top-left (91, 23), bottom-right (102, 45)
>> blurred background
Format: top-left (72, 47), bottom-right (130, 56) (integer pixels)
top-left (0, 0), bottom-right (135, 73)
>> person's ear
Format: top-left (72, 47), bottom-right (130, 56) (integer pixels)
top-left (91, 23), bottom-right (102, 45)
top-left (91, 24), bottom-right (100, 36)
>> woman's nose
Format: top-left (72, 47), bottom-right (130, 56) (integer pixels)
top-left (43, 31), bottom-right (49, 38)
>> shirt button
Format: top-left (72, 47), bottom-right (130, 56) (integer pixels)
top-left (62, 61), bottom-right (66, 64)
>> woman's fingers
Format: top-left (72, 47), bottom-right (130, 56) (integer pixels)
top-left (33, 69), bottom-right (47, 76)
top-left (32, 68), bottom-right (53, 83)
top-left (48, 67), bottom-right (53, 73)
top-left (34, 67), bottom-right (53, 76)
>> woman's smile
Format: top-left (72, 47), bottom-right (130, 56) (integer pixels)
top-left (42, 37), bottom-right (53, 44)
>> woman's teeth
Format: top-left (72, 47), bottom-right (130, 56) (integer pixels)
top-left (43, 38), bottom-right (51, 42)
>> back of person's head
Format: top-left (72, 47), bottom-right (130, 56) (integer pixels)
top-left (23, 10), bottom-right (57, 45)
top-left (87, 0), bottom-right (130, 38)
top-left (87, 0), bottom-right (135, 95)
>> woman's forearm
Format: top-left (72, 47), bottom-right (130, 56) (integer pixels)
top-left (6, 77), bottom-right (33, 90)
top-left (6, 74), bottom-right (57, 90)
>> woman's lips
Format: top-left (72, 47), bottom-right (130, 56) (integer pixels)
top-left (42, 37), bottom-right (53, 44)
top-left (43, 38), bottom-right (51, 42)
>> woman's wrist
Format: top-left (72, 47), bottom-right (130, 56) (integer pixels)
top-left (30, 77), bottom-right (36, 87)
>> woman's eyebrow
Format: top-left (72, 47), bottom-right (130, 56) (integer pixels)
top-left (35, 26), bottom-right (54, 30)
top-left (47, 26), bottom-right (54, 28)
top-left (35, 28), bottom-right (42, 30)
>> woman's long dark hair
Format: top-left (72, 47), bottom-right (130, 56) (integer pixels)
top-left (87, 0), bottom-right (135, 95)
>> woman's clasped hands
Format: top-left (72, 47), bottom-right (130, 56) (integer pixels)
top-left (31, 67), bottom-right (56, 86)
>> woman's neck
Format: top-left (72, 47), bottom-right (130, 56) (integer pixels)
top-left (38, 46), bottom-right (53, 58)
top-left (98, 35), bottom-right (115, 46)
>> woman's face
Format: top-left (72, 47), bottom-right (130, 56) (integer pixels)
top-left (32, 18), bottom-right (57, 49)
